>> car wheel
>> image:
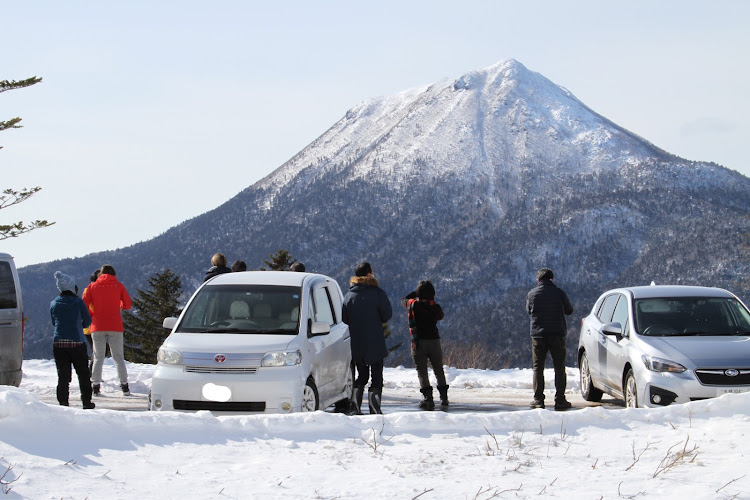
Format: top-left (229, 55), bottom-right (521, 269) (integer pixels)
top-left (579, 352), bottom-right (603, 402)
top-left (624, 369), bottom-right (638, 408)
top-left (302, 377), bottom-right (319, 412)
top-left (332, 365), bottom-right (355, 413)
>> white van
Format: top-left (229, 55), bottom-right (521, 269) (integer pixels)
top-left (151, 271), bottom-right (353, 413)
top-left (0, 252), bottom-right (24, 387)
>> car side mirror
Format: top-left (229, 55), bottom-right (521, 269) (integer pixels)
top-left (163, 317), bottom-right (178, 330)
top-left (310, 321), bottom-right (330, 337)
top-left (602, 322), bottom-right (623, 336)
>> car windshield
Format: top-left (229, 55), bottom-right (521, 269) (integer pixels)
top-left (176, 284), bottom-right (301, 334)
top-left (635, 296), bottom-right (750, 336)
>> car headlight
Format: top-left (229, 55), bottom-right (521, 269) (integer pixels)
top-left (157, 347), bottom-right (183, 365)
top-left (641, 355), bottom-right (686, 373)
top-left (261, 350), bottom-right (302, 367)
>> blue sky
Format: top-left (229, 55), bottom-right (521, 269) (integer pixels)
top-left (2, 1), bottom-right (748, 269)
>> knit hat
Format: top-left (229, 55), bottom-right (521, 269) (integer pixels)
top-left (54, 271), bottom-right (76, 293)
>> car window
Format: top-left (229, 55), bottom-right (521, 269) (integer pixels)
top-left (635, 296), bottom-right (750, 336)
top-left (597, 294), bottom-right (618, 323)
top-left (611, 294), bottom-right (629, 333)
top-left (312, 286), bottom-right (335, 326)
top-left (0, 261), bottom-right (18, 309)
top-left (177, 285), bottom-right (301, 334)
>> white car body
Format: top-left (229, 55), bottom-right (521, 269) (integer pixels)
top-left (578, 285), bottom-right (750, 408)
top-left (0, 252), bottom-right (24, 387)
top-left (150, 271), bottom-right (353, 413)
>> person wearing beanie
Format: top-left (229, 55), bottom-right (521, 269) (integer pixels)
top-left (50, 271), bottom-right (95, 409)
top-left (82, 264), bottom-right (132, 396)
top-left (341, 262), bottom-right (392, 415)
top-left (401, 280), bottom-right (448, 409)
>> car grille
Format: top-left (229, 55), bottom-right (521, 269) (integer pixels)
top-left (694, 368), bottom-right (750, 386)
top-left (184, 366), bottom-right (258, 374)
top-left (181, 352), bottom-right (263, 374)
top-left (173, 400), bottom-right (266, 412)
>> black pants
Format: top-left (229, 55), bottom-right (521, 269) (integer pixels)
top-left (354, 360), bottom-right (383, 390)
top-left (53, 344), bottom-right (93, 405)
top-left (531, 336), bottom-right (567, 402)
top-left (411, 338), bottom-right (447, 390)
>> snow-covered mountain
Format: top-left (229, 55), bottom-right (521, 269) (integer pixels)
top-left (18, 59), bottom-right (750, 365)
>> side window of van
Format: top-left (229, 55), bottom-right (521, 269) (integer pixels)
top-left (312, 287), bottom-right (335, 326)
top-left (0, 261), bottom-right (18, 309)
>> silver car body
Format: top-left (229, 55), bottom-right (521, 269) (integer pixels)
top-left (150, 271), bottom-right (353, 413)
top-left (0, 252), bottom-right (24, 387)
top-left (578, 285), bottom-right (750, 408)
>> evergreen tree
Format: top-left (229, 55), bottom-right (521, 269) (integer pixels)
top-left (260, 249), bottom-right (298, 271)
top-left (124, 269), bottom-right (183, 364)
top-left (1, 76), bottom-right (54, 240)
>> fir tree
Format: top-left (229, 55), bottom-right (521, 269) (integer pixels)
top-left (124, 269), bottom-right (183, 364)
top-left (1, 76), bottom-right (54, 240)
top-left (260, 249), bottom-right (298, 271)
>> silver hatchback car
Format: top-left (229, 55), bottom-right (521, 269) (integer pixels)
top-left (578, 285), bottom-right (750, 408)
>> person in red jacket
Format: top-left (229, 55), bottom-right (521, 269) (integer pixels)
top-left (82, 264), bottom-right (132, 396)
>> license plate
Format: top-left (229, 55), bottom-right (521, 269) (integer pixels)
top-left (719, 388), bottom-right (750, 395)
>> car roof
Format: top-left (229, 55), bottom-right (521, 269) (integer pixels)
top-left (203, 270), bottom-right (319, 287)
top-left (609, 285), bottom-right (735, 300)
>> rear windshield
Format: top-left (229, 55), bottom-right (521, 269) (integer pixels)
top-left (0, 261), bottom-right (18, 309)
top-left (176, 284), bottom-right (301, 334)
top-left (635, 296), bottom-right (750, 336)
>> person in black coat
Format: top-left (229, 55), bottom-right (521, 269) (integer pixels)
top-left (526, 268), bottom-right (574, 410)
top-left (342, 262), bottom-right (392, 414)
top-left (203, 253), bottom-right (232, 282)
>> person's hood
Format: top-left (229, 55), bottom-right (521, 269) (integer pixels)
top-left (349, 276), bottom-right (379, 288)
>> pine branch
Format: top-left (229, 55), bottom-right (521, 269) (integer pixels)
top-left (0, 77), bottom-right (43, 93)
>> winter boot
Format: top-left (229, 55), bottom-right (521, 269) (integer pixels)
top-left (82, 400), bottom-right (96, 410)
top-left (92, 384), bottom-right (100, 396)
top-left (368, 388), bottom-right (383, 415)
top-left (419, 387), bottom-right (435, 410)
top-left (121, 383), bottom-right (130, 396)
top-left (350, 386), bottom-right (364, 415)
top-left (56, 386), bottom-right (69, 407)
top-left (437, 385), bottom-right (450, 407)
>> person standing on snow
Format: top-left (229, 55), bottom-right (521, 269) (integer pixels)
top-left (401, 280), bottom-right (448, 409)
top-left (50, 271), bottom-right (95, 409)
top-left (342, 262), bottom-right (392, 414)
top-left (526, 268), bottom-right (574, 410)
top-left (83, 264), bottom-right (132, 396)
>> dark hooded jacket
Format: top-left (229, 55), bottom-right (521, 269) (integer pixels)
top-left (342, 276), bottom-right (393, 365)
top-left (526, 279), bottom-right (574, 337)
top-left (203, 265), bottom-right (232, 282)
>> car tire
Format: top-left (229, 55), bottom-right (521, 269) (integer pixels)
top-left (332, 364), bottom-right (355, 413)
top-left (579, 352), bottom-right (603, 402)
top-left (302, 377), bottom-right (320, 412)
top-left (624, 369), bottom-right (638, 408)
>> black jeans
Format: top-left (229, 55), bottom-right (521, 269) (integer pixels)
top-left (53, 343), bottom-right (93, 405)
top-left (354, 360), bottom-right (384, 390)
top-left (531, 336), bottom-right (567, 402)
top-left (411, 338), bottom-right (447, 390)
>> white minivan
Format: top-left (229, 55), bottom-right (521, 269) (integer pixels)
top-left (151, 271), bottom-right (353, 413)
top-left (0, 252), bottom-right (24, 387)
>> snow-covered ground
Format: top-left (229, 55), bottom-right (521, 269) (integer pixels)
top-left (1, 360), bottom-right (749, 499)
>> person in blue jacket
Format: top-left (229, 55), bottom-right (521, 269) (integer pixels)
top-left (342, 262), bottom-right (392, 414)
top-left (50, 271), bottom-right (95, 409)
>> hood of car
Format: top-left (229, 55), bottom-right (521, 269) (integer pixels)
top-left (164, 332), bottom-right (296, 354)
top-left (647, 335), bottom-right (750, 367)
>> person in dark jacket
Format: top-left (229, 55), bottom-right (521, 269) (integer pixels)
top-left (342, 262), bottom-right (392, 414)
top-left (50, 271), bottom-right (95, 409)
top-left (203, 253), bottom-right (232, 282)
top-left (402, 280), bottom-right (448, 409)
top-left (526, 268), bottom-right (574, 410)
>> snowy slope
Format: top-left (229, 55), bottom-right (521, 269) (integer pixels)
top-left (1, 360), bottom-right (750, 499)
